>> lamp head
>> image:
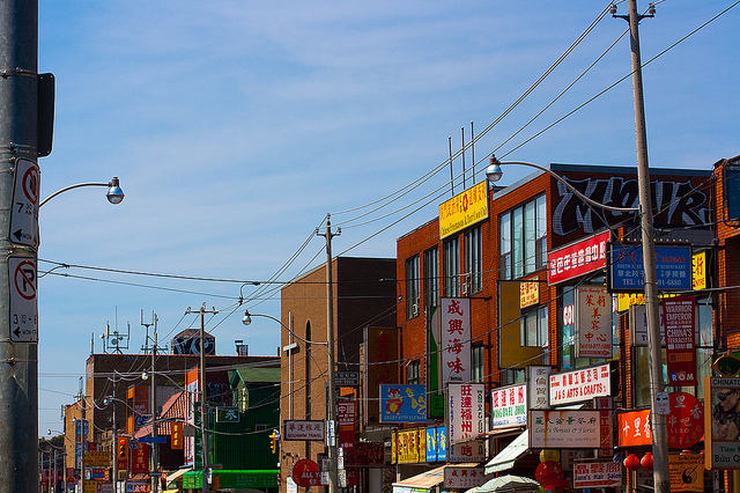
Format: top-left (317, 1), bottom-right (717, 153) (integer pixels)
top-left (106, 177), bottom-right (125, 205)
top-left (485, 156), bottom-right (503, 183)
top-left (141, 371), bottom-right (148, 381)
top-left (242, 309), bottom-right (252, 326)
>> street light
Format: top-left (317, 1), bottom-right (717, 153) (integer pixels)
top-left (241, 309), bottom-right (327, 346)
top-left (486, 154), bottom-right (668, 489)
top-left (40, 176), bottom-right (125, 208)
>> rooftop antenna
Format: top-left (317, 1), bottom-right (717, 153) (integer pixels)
top-left (90, 332), bottom-right (94, 356)
top-left (461, 126), bottom-right (467, 189)
top-left (470, 121), bottom-right (476, 183)
top-left (105, 321), bottom-right (130, 354)
top-left (448, 136), bottom-right (454, 197)
top-left (141, 310), bottom-right (166, 354)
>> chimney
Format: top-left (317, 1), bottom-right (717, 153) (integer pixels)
top-left (235, 340), bottom-right (248, 356)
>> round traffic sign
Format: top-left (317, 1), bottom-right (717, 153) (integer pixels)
top-left (14, 260), bottom-right (36, 301)
top-left (22, 165), bottom-right (39, 205)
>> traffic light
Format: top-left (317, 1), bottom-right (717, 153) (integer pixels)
top-left (117, 437), bottom-right (128, 470)
top-left (269, 430), bottom-right (278, 455)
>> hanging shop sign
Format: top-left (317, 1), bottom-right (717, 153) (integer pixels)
top-left (549, 363), bottom-right (612, 406)
top-left (292, 459), bottom-right (321, 488)
top-left (439, 181), bottom-right (488, 239)
top-left (449, 439), bottom-right (485, 463)
top-left (572, 461), bottom-right (622, 489)
top-left (379, 384), bottom-right (427, 423)
top-left (395, 429), bottom-right (424, 464)
top-left (527, 366), bottom-right (551, 410)
top-left (547, 230), bottom-right (609, 285)
top-left (344, 442), bottom-right (384, 467)
top-left (519, 279), bottom-right (540, 309)
top-left (283, 420), bottom-right (325, 441)
top-left (667, 392), bottom-right (703, 449)
top-left (424, 426), bottom-right (448, 463)
top-left (617, 409), bottom-right (652, 447)
top-left (443, 467), bottom-right (488, 489)
top-left (575, 285), bottom-right (612, 358)
top-left (608, 244), bottom-right (692, 292)
top-left (529, 410), bottom-right (610, 449)
top-left (337, 399), bottom-right (356, 448)
top-left (441, 298), bottom-right (471, 385)
top-left (664, 297), bottom-right (697, 386)
top-left (130, 444), bottom-right (149, 475)
top-left (491, 384), bottom-right (527, 429)
top-left (705, 377), bottom-right (740, 469)
top-left (170, 421), bottom-right (184, 449)
top-left (448, 383), bottom-right (485, 445)
top-left (692, 251), bottom-right (707, 291)
top-left (669, 453), bottom-right (704, 492)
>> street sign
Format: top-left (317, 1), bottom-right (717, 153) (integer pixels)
top-left (9, 159), bottom-right (39, 248)
top-left (137, 436), bottom-right (167, 444)
top-left (8, 256), bottom-right (38, 342)
top-left (335, 371), bottom-right (359, 387)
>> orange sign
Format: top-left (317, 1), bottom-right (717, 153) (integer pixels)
top-left (171, 421), bottom-right (184, 450)
top-left (519, 279), bottom-right (540, 309)
top-left (692, 252), bottom-right (706, 291)
top-left (669, 453), bottom-right (704, 492)
top-left (617, 409), bottom-right (652, 447)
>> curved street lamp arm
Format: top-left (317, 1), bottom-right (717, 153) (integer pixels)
top-left (494, 159), bottom-right (640, 213)
top-left (40, 182), bottom-right (110, 208)
top-left (245, 311), bottom-right (328, 346)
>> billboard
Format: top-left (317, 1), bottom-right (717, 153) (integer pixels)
top-left (439, 181), bottom-right (488, 239)
top-left (379, 384), bottom-right (427, 423)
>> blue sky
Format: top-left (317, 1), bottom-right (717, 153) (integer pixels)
top-left (36, 0), bottom-right (738, 434)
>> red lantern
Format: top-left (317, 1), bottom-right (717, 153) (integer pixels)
top-left (624, 453), bottom-right (641, 471)
top-left (535, 461), bottom-right (563, 487)
top-left (641, 452), bottom-right (654, 469)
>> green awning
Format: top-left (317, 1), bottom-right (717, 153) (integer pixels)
top-left (231, 367), bottom-right (281, 384)
top-left (182, 469), bottom-right (279, 489)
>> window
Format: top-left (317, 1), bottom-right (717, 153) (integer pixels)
top-left (444, 237), bottom-right (460, 297)
top-left (407, 360), bottom-right (421, 385)
top-left (406, 255), bottom-right (420, 319)
top-left (520, 306), bottom-right (548, 347)
top-left (472, 345), bottom-right (484, 383)
top-left (499, 368), bottom-right (525, 386)
top-left (305, 321), bottom-right (312, 419)
top-left (465, 226), bottom-right (483, 294)
top-left (499, 194), bottom-right (547, 279)
top-left (424, 247), bottom-right (439, 309)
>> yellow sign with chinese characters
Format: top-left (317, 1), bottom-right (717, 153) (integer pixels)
top-left (519, 279), bottom-right (540, 309)
top-left (692, 251), bottom-right (706, 291)
top-left (395, 429), bottom-right (424, 464)
top-left (439, 182), bottom-right (488, 239)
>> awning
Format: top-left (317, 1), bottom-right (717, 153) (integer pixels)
top-left (484, 431), bottom-right (529, 474)
top-left (393, 463), bottom-right (480, 491)
top-left (484, 426), bottom-right (526, 438)
top-left (164, 466), bottom-right (192, 488)
top-left (467, 474), bottom-right (539, 493)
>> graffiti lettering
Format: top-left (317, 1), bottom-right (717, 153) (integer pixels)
top-left (552, 177), bottom-right (709, 237)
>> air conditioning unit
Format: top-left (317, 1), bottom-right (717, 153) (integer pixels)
top-left (411, 303), bottom-right (420, 317)
top-left (460, 273), bottom-right (471, 296)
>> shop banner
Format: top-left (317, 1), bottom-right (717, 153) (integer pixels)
top-left (439, 181), bottom-right (488, 239)
top-left (609, 244), bottom-right (692, 292)
top-left (667, 392), bottom-right (703, 449)
top-left (283, 420), bottom-right (325, 441)
top-left (448, 440), bottom-right (485, 463)
top-left (491, 384), bottom-right (527, 429)
top-left (448, 383), bottom-right (485, 445)
top-left (529, 410), bottom-right (608, 449)
top-left (396, 429), bottom-right (424, 464)
top-left (573, 461), bottom-right (622, 489)
top-left (575, 285), bottom-right (612, 358)
top-left (443, 467), bottom-right (488, 489)
top-left (441, 298), bottom-right (471, 386)
top-left (337, 400), bottom-right (356, 448)
top-left (669, 453), bottom-right (704, 492)
top-left (436, 426), bottom-right (447, 462)
top-left (527, 366), bottom-right (551, 410)
top-left (664, 297), bottom-right (697, 386)
top-left (130, 443), bottom-right (149, 475)
top-left (548, 230), bottom-right (609, 285)
top-left (617, 409), bottom-right (652, 447)
top-left (706, 377), bottom-right (740, 469)
top-left (425, 427), bottom-right (439, 462)
top-left (424, 426), bottom-right (448, 463)
top-left (549, 364), bottom-right (611, 406)
top-left (379, 384), bottom-right (427, 423)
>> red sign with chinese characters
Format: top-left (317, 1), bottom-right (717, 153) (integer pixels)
top-left (667, 392), bottom-right (703, 449)
top-left (337, 400), bottom-right (356, 448)
top-left (131, 443), bottom-right (149, 475)
top-left (292, 459), bottom-right (321, 487)
top-left (441, 298), bottom-right (471, 385)
top-left (548, 230), bottom-right (609, 285)
top-left (116, 437), bottom-right (129, 471)
top-left (664, 297), bottom-right (697, 386)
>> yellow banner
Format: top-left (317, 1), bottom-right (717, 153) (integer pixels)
top-left (692, 251), bottom-right (706, 291)
top-left (396, 429), bottom-right (423, 464)
top-left (616, 292), bottom-right (680, 312)
top-left (519, 279), bottom-right (540, 309)
top-left (439, 182), bottom-right (488, 239)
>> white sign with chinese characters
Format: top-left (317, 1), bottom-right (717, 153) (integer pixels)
top-left (448, 383), bottom-right (485, 445)
top-left (549, 364), bottom-right (612, 406)
top-left (441, 298), bottom-right (471, 386)
top-left (443, 467), bottom-right (488, 489)
top-left (448, 440), bottom-right (486, 463)
top-left (283, 420), bottom-right (325, 441)
top-left (491, 384), bottom-right (527, 429)
top-left (527, 366), bottom-right (551, 410)
top-left (529, 410), bottom-right (606, 449)
top-left (576, 286), bottom-right (612, 358)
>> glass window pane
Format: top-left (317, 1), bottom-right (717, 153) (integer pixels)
top-left (536, 195), bottom-right (547, 239)
top-left (424, 247), bottom-right (439, 308)
top-left (500, 213), bottom-right (511, 254)
top-left (524, 201), bottom-right (536, 274)
top-left (513, 207), bottom-right (523, 278)
top-left (538, 306), bottom-right (548, 347)
top-left (527, 312), bottom-right (537, 347)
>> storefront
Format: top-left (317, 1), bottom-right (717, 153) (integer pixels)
top-left (181, 469), bottom-right (279, 492)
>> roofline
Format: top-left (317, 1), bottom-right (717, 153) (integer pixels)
top-left (396, 216), bottom-right (438, 243)
top-left (281, 255), bottom-right (395, 289)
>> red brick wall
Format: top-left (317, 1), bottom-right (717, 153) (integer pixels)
top-left (714, 157), bottom-right (740, 346)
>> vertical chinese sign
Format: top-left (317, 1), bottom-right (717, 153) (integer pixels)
top-left (170, 422), bottom-right (183, 450)
top-left (448, 383), bottom-right (484, 445)
top-left (663, 297), bottom-right (697, 386)
top-left (441, 298), bottom-right (471, 386)
top-left (337, 399), bottom-right (356, 448)
top-left (576, 285), bottom-right (612, 358)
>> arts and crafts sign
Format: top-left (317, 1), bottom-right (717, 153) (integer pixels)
top-left (548, 230), bottom-right (609, 285)
top-left (448, 383), bottom-right (485, 445)
top-left (379, 384), bottom-right (427, 423)
top-left (549, 364), bottom-right (612, 406)
top-left (576, 285), bottom-right (612, 358)
top-left (441, 298), bottom-right (471, 385)
top-left (529, 410), bottom-right (609, 449)
top-left (491, 384), bottom-right (527, 429)
top-left (664, 297), bottom-right (697, 386)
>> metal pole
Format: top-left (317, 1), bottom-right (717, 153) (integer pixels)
top-left (199, 305), bottom-right (208, 493)
top-left (111, 376), bottom-right (118, 493)
top-left (150, 331), bottom-right (158, 493)
top-left (52, 448), bottom-right (57, 493)
top-left (626, 0), bottom-right (668, 490)
top-left (80, 385), bottom-right (86, 493)
top-left (317, 216), bottom-right (340, 493)
top-left (0, 1), bottom-right (39, 492)
top-left (448, 137), bottom-right (454, 197)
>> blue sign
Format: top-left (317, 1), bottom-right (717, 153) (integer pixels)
top-left (424, 426), bottom-right (448, 462)
top-left (379, 384), bottom-right (427, 423)
top-left (425, 427), bottom-right (437, 462)
top-left (609, 244), bottom-right (692, 292)
top-left (436, 425), bottom-right (447, 461)
top-left (138, 436), bottom-right (168, 444)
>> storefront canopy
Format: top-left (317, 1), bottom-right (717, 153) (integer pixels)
top-left (484, 430), bottom-right (529, 474)
top-left (392, 463), bottom-right (480, 492)
top-left (466, 474), bottom-right (540, 493)
top-left (164, 466), bottom-right (192, 489)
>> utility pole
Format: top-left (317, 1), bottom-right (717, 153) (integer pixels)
top-left (614, 1), bottom-right (668, 491)
top-left (111, 373), bottom-right (119, 493)
top-left (0, 1), bottom-right (39, 491)
top-left (144, 311), bottom-right (160, 493)
top-left (316, 215), bottom-right (340, 493)
top-left (186, 304), bottom-right (218, 493)
top-left (78, 377), bottom-right (87, 493)
top-left (52, 447), bottom-right (57, 493)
